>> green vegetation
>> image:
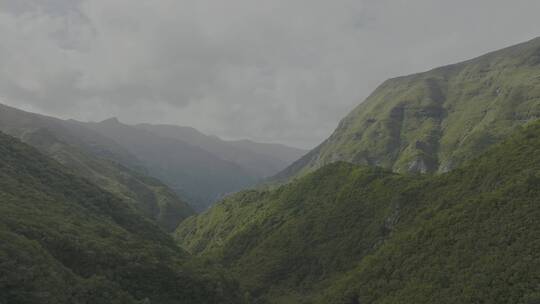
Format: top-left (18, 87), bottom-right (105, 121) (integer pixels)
top-left (275, 37), bottom-right (540, 181)
top-left (0, 104), bottom-right (194, 230)
top-left (4, 36), bottom-right (540, 304)
top-left (22, 128), bottom-right (194, 231)
top-left (0, 132), bottom-right (244, 303)
top-left (177, 120), bottom-right (540, 303)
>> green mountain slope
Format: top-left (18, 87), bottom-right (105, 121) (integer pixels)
top-left (176, 120), bottom-right (540, 303)
top-left (275, 37), bottom-right (540, 181)
top-left (136, 123), bottom-right (307, 178)
top-left (0, 131), bottom-right (244, 303)
top-left (0, 104), bottom-right (194, 230)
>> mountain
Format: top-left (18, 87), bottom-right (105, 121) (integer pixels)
top-left (275, 37), bottom-right (540, 181)
top-left (81, 118), bottom-right (258, 211)
top-left (136, 123), bottom-right (307, 178)
top-left (0, 131), bottom-right (245, 303)
top-left (0, 103), bottom-right (302, 214)
top-left (0, 104), bottom-right (193, 231)
top-left (176, 119), bottom-right (540, 304)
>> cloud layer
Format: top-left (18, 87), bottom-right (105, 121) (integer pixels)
top-left (1, 0), bottom-right (539, 148)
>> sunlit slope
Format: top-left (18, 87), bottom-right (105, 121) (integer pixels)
top-left (276, 37), bottom-right (540, 181)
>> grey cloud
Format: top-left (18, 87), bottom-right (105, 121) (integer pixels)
top-left (0, 0), bottom-right (539, 148)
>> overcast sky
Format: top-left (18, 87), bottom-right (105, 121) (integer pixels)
top-left (0, 0), bottom-right (539, 148)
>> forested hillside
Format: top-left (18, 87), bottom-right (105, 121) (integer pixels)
top-left (177, 120), bottom-right (540, 303)
top-left (0, 131), bottom-right (244, 303)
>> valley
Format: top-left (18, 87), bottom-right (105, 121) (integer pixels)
top-left (1, 27), bottom-right (539, 304)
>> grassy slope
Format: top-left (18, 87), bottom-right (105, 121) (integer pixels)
top-left (176, 120), bottom-right (540, 303)
top-left (0, 132), bottom-right (244, 304)
top-left (0, 104), bottom-right (194, 230)
top-left (275, 37), bottom-right (540, 181)
top-left (318, 123), bottom-right (540, 304)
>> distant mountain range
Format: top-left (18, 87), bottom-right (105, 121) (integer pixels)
top-left (0, 104), bottom-right (193, 231)
top-left (135, 123), bottom-right (306, 178)
top-left (0, 103), bottom-right (305, 220)
top-left (80, 118), bottom-right (306, 211)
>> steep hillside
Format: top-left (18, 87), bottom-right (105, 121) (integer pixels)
top-left (276, 37), bottom-right (540, 180)
top-left (136, 124), bottom-right (306, 178)
top-left (0, 104), bottom-right (193, 230)
top-left (0, 132), bottom-right (244, 303)
top-left (83, 118), bottom-right (257, 211)
top-left (176, 120), bottom-right (540, 303)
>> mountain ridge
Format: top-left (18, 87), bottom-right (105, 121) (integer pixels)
top-left (135, 122), bottom-right (307, 178)
top-left (0, 103), bottom-right (194, 230)
top-left (177, 37), bottom-right (540, 303)
top-left (273, 36), bottom-right (540, 181)
top-left (80, 118), bottom-right (258, 211)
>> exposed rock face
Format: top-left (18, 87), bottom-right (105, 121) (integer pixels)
top-left (408, 157), bottom-right (429, 173)
top-left (274, 37), bottom-right (540, 180)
